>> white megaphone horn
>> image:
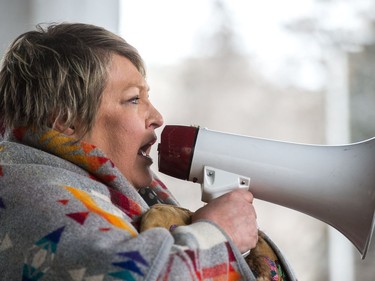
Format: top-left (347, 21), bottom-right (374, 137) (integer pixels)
top-left (158, 125), bottom-right (375, 259)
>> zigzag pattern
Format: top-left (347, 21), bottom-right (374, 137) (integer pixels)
top-left (160, 245), bottom-right (241, 281)
top-left (22, 227), bottom-right (65, 281)
top-left (108, 188), bottom-right (142, 219)
top-left (13, 128), bottom-right (117, 183)
top-left (64, 186), bottom-right (138, 237)
top-left (109, 251), bottom-right (149, 280)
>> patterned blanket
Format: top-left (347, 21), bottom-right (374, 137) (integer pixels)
top-left (0, 127), bottom-right (296, 280)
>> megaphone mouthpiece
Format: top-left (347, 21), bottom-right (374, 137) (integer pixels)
top-left (158, 125), bottom-right (199, 180)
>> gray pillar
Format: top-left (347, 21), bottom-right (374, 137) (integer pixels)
top-left (324, 48), bottom-right (354, 281)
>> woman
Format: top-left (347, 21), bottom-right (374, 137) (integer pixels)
top-left (0, 23), bottom-right (295, 280)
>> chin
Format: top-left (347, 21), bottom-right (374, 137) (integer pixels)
top-left (132, 170), bottom-right (153, 190)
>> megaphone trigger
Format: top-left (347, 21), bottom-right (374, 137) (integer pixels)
top-left (202, 166), bottom-right (251, 202)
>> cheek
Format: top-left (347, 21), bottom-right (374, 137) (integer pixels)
top-left (84, 113), bottom-right (124, 156)
top-left (88, 107), bottom-right (145, 162)
top-left (98, 114), bottom-right (140, 159)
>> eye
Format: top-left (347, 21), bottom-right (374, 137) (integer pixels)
top-left (128, 96), bottom-right (140, 104)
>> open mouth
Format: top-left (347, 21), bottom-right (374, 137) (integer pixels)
top-left (137, 139), bottom-right (156, 163)
top-left (138, 148), bottom-right (152, 160)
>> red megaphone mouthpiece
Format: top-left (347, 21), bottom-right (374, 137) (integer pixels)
top-left (158, 125), bottom-right (199, 180)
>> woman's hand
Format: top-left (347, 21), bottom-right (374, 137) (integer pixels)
top-left (192, 189), bottom-right (258, 253)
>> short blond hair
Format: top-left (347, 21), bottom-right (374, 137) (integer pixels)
top-left (0, 23), bottom-right (145, 137)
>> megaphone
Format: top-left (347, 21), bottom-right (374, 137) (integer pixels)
top-left (158, 125), bottom-right (375, 259)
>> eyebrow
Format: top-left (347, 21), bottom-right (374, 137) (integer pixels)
top-left (122, 82), bottom-right (150, 94)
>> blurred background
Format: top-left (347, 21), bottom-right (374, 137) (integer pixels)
top-left (0, 0), bottom-right (374, 280)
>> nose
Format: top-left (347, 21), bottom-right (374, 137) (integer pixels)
top-left (147, 102), bottom-right (164, 129)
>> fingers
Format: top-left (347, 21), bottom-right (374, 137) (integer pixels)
top-left (239, 189), bottom-right (254, 203)
top-left (221, 188), bottom-right (254, 205)
top-left (224, 189), bottom-right (257, 220)
top-left (192, 189), bottom-right (259, 253)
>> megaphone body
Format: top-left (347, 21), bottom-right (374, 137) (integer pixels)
top-left (158, 125), bottom-right (375, 259)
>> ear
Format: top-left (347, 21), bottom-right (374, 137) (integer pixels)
top-left (52, 119), bottom-right (75, 136)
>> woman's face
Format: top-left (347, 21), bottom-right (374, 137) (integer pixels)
top-left (81, 54), bottom-right (163, 189)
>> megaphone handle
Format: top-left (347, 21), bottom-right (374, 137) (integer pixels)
top-left (201, 166), bottom-right (251, 202)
